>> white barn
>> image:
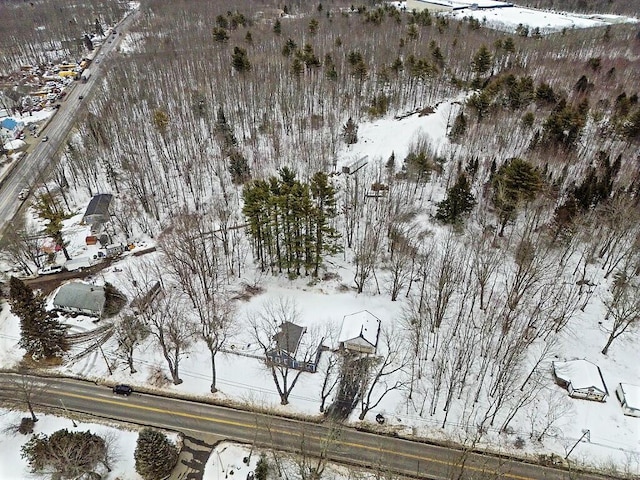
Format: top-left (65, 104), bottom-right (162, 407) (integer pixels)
top-left (552, 359), bottom-right (609, 402)
top-left (616, 383), bottom-right (640, 417)
top-left (338, 311), bottom-right (381, 355)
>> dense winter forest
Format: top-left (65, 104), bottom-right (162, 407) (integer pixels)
top-left (2, 0), bottom-right (640, 475)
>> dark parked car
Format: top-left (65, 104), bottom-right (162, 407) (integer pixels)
top-left (113, 384), bottom-right (133, 396)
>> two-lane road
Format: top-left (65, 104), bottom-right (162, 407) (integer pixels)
top-left (0, 10), bottom-right (137, 229)
top-left (0, 374), bottom-right (611, 480)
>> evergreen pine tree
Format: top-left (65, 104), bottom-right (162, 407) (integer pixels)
top-left (472, 44), bottom-right (492, 76)
top-left (9, 277), bottom-right (67, 360)
top-left (134, 428), bottom-right (178, 480)
top-left (449, 111), bottom-right (467, 141)
top-left (385, 151), bottom-right (396, 173)
top-left (231, 46), bottom-right (251, 73)
top-left (255, 454), bottom-right (269, 480)
top-left (83, 34), bottom-right (94, 51)
top-left (282, 38), bottom-right (297, 57)
top-left (212, 26), bottom-right (229, 42)
top-left (310, 172), bottom-right (340, 276)
top-left (228, 150), bottom-right (251, 185)
top-left (215, 106), bottom-right (237, 150)
top-left (435, 174), bottom-right (476, 224)
top-left (492, 158), bottom-right (542, 236)
top-left (273, 19), bottom-right (282, 35)
top-left (94, 19), bottom-right (104, 37)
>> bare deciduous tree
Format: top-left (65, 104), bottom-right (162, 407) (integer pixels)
top-left (358, 327), bottom-right (410, 421)
top-left (601, 269), bottom-right (640, 355)
top-left (0, 220), bottom-right (45, 276)
top-left (115, 315), bottom-right (148, 375)
top-left (527, 389), bottom-right (574, 442)
top-left (248, 298), bottom-right (320, 405)
top-left (142, 287), bottom-right (194, 385)
top-left (2, 371), bottom-right (50, 422)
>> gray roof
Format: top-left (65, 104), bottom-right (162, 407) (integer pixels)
top-left (53, 283), bottom-right (106, 315)
top-left (83, 194), bottom-right (113, 224)
top-left (273, 322), bottom-right (306, 354)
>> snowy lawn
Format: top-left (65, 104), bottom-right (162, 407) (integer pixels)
top-left (0, 409), bottom-right (142, 480)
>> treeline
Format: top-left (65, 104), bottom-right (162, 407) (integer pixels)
top-left (243, 168), bottom-right (340, 277)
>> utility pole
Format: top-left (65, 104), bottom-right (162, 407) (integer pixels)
top-left (59, 399), bottom-right (77, 427)
top-left (98, 342), bottom-right (113, 375)
top-left (565, 429), bottom-right (590, 461)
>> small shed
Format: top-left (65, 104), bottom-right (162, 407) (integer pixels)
top-left (616, 383), bottom-right (640, 417)
top-left (338, 310), bottom-right (381, 355)
top-left (53, 283), bottom-right (106, 317)
top-left (552, 359), bottom-right (609, 402)
top-left (83, 194), bottom-right (113, 224)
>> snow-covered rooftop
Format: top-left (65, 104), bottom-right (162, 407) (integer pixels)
top-left (53, 282), bottom-right (106, 315)
top-left (619, 383), bottom-right (640, 410)
top-left (338, 310), bottom-right (381, 346)
top-left (553, 359), bottom-right (608, 393)
top-left (3, 139), bottom-right (26, 150)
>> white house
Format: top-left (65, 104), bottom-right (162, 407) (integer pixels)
top-left (552, 359), bottom-right (609, 402)
top-left (616, 383), bottom-right (640, 417)
top-left (338, 311), bottom-right (381, 355)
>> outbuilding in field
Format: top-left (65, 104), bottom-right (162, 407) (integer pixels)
top-left (552, 359), bottom-right (609, 402)
top-left (338, 310), bottom-right (381, 355)
top-left (53, 282), bottom-right (106, 318)
top-left (615, 383), bottom-right (640, 417)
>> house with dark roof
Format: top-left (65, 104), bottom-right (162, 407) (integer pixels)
top-left (82, 194), bottom-right (113, 225)
top-left (266, 321), bottom-right (319, 373)
top-left (53, 282), bottom-right (106, 317)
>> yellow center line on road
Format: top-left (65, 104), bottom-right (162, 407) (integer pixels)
top-left (58, 391), bottom-right (538, 480)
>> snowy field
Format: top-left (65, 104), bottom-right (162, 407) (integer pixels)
top-left (1, 99), bottom-right (639, 477)
top-left (396, 1), bottom-right (639, 34)
top-left (447, 6), bottom-right (638, 34)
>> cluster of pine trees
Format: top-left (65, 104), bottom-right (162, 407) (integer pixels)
top-left (242, 168), bottom-right (340, 277)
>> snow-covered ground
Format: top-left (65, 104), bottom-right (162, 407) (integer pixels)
top-left (397, 1), bottom-right (639, 34)
top-left (1, 109), bottom-right (55, 127)
top-left (204, 441), bottom-right (373, 480)
top-left (0, 109), bottom-right (56, 179)
top-left (447, 6), bottom-right (638, 34)
top-left (1, 98), bottom-right (639, 478)
top-left (0, 409), bottom-right (140, 480)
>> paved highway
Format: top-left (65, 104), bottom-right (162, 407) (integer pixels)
top-left (0, 11), bottom-right (137, 229)
top-left (0, 374), bottom-right (612, 480)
